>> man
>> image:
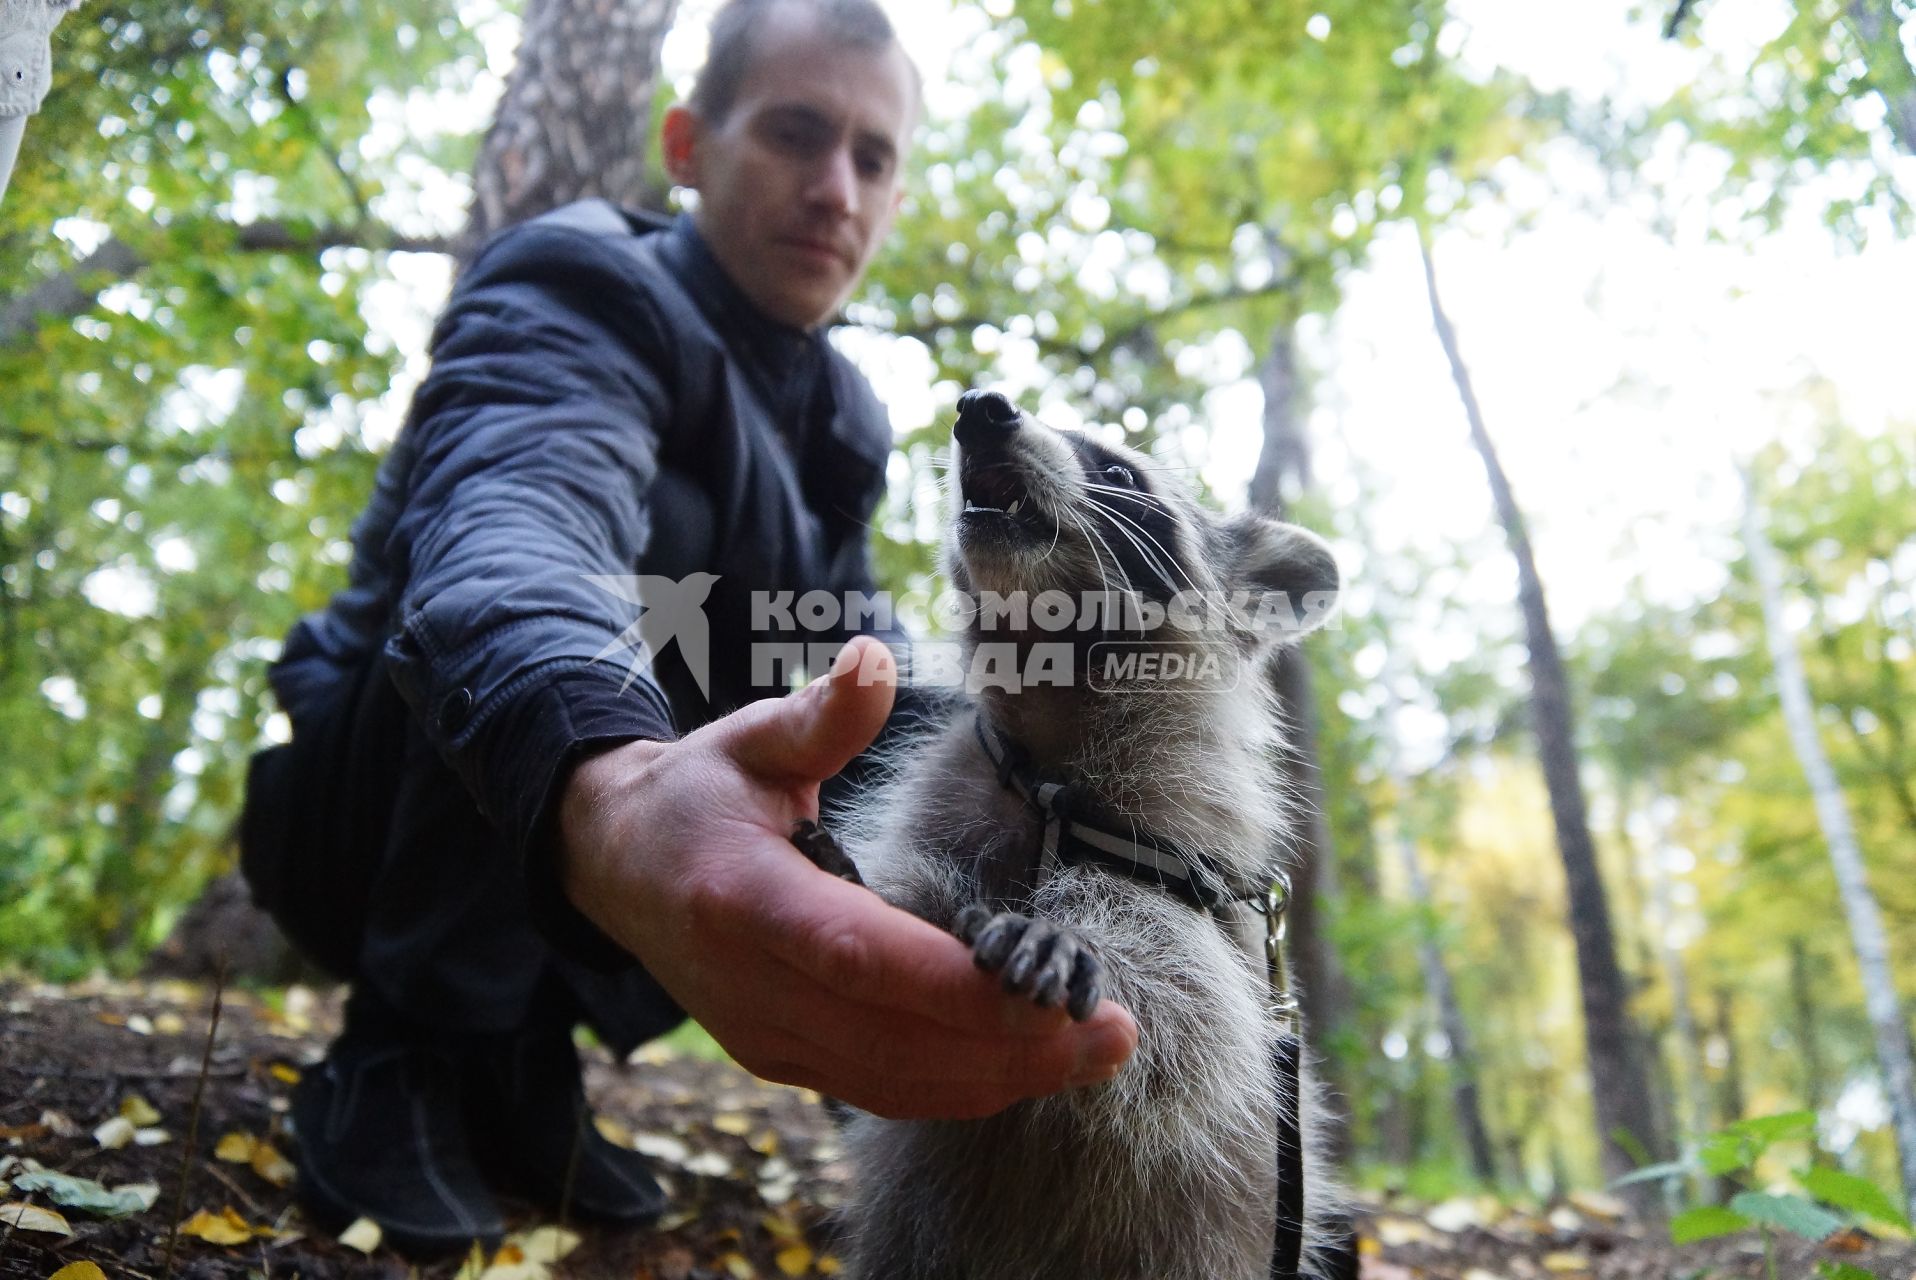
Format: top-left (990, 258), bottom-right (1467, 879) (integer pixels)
top-left (241, 0), bottom-right (1138, 1256)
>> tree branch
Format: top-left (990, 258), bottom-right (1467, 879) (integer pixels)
top-left (1, 220), bottom-right (453, 350)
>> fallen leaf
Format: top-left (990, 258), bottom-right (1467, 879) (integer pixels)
top-left (0, 1123), bottom-right (45, 1141)
top-left (749, 1130), bottom-right (780, 1155)
top-left (214, 1132), bottom-right (257, 1163)
top-left (1542, 1252), bottom-right (1591, 1273)
top-left (49, 1263), bottom-right (108, 1280)
top-left (13, 1169), bottom-right (157, 1217)
top-left (775, 1244), bottom-right (813, 1276)
top-left (0, 1203), bottom-right (71, 1236)
top-left (632, 1133), bottom-right (690, 1165)
top-left (594, 1116), bottom-right (634, 1147)
top-left (38, 1111), bottom-right (78, 1138)
top-left (1373, 1215), bottom-right (1437, 1247)
top-left (126, 1015), bottom-right (154, 1036)
top-left (816, 1257), bottom-right (842, 1276)
top-left (118, 1096), bottom-right (161, 1127)
top-left (712, 1114), bottom-right (753, 1136)
top-left (338, 1217), bottom-right (382, 1254)
top-left (1567, 1190), bottom-right (1626, 1221)
top-left (153, 1012), bottom-right (186, 1035)
top-left (267, 1063), bottom-right (301, 1085)
top-left (513, 1226), bottom-right (581, 1263)
top-left (91, 1117), bottom-right (135, 1150)
top-left (132, 1128), bottom-right (171, 1147)
top-left (1427, 1197), bottom-right (1488, 1232)
top-left (720, 1253), bottom-right (755, 1279)
top-left (249, 1142), bottom-right (295, 1187)
top-left (684, 1151), bottom-right (734, 1177)
top-left (178, 1206), bottom-right (255, 1246)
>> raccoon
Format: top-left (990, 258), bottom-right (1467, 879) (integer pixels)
top-left (813, 389), bottom-right (1345, 1280)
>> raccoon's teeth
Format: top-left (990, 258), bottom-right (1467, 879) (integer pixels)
top-left (1006, 498), bottom-right (1023, 516)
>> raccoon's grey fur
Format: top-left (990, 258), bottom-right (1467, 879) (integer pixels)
top-left (827, 390), bottom-right (1345, 1280)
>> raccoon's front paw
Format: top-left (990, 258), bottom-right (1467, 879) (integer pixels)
top-left (954, 905), bottom-right (1102, 1022)
top-left (789, 818), bottom-right (866, 887)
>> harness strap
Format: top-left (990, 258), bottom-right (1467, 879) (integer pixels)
top-left (1271, 1031), bottom-right (1305, 1280)
top-left (973, 715), bottom-right (1266, 912)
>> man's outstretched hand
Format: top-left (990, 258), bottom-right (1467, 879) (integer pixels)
top-left (556, 636), bottom-right (1139, 1120)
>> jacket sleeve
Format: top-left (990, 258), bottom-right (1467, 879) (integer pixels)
top-left (379, 221), bottom-right (683, 895)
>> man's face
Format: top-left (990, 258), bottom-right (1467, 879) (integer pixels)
top-left (664, 9), bottom-right (916, 331)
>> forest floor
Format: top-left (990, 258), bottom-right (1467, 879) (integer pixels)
top-left (3, 977), bottom-right (1912, 1280)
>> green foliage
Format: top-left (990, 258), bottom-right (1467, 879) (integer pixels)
top-left (1655, 1110), bottom-right (1908, 1264)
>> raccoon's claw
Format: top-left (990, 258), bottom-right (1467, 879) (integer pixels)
top-left (956, 908), bottom-right (1102, 1022)
top-left (790, 818), bottom-right (866, 887)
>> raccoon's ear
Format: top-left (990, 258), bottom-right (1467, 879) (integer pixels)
top-left (1217, 512), bottom-right (1340, 645)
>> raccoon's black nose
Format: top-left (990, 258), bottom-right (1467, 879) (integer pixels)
top-left (955, 390), bottom-right (1022, 449)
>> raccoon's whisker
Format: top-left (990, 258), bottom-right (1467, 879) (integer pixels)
top-left (1062, 503), bottom-right (1120, 601)
top-left (1081, 482), bottom-right (1174, 511)
top-left (1089, 497), bottom-right (1195, 593)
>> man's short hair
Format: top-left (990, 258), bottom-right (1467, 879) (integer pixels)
top-left (689, 0), bottom-right (920, 125)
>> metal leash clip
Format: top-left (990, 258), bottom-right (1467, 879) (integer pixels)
top-left (1264, 872), bottom-right (1298, 1027)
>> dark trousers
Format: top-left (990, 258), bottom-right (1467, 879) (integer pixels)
top-left (239, 656), bottom-right (684, 1055)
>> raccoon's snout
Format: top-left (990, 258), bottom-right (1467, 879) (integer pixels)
top-left (955, 389), bottom-right (1022, 448)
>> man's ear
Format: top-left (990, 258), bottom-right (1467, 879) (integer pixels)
top-left (660, 104), bottom-right (702, 188)
top-left (1216, 512), bottom-right (1341, 645)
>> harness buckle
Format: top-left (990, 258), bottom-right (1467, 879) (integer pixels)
top-left (1264, 874), bottom-right (1297, 1026)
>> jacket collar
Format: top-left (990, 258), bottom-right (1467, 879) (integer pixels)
top-left (658, 214), bottom-right (827, 421)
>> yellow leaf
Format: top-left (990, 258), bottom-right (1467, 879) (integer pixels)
top-left (594, 1116), bottom-right (634, 1146)
top-left (92, 1116), bottom-right (135, 1150)
top-left (749, 1129), bottom-right (780, 1155)
top-left (452, 1241), bottom-right (489, 1280)
top-left (268, 1063), bottom-right (301, 1085)
top-left (179, 1206), bottom-right (254, 1246)
top-left (721, 1251), bottom-right (756, 1279)
top-left (49, 1263), bottom-right (107, 1280)
top-left (153, 1012), bottom-right (185, 1035)
top-left (1542, 1252), bottom-right (1591, 1273)
top-left (0, 1203), bottom-right (71, 1236)
top-left (512, 1226), bottom-right (581, 1263)
top-left (338, 1217), bottom-right (382, 1254)
top-left (816, 1257), bottom-right (842, 1276)
top-left (118, 1096), bottom-right (162, 1126)
top-left (712, 1114), bottom-right (752, 1136)
top-left (760, 1212), bottom-right (805, 1242)
top-left (214, 1132), bottom-right (257, 1163)
top-left (249, 1143), bottom-right (295, 1188)
top-left (775, 1244), bottom-right (813, 1276)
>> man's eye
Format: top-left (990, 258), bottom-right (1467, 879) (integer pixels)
top-left (1103, 464), bottom-right (1136, 487)
top-left (855, 151), bottom-right (891, 180)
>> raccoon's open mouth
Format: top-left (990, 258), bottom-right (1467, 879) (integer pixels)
top-left (961, 462), bottom-right (1049, 532)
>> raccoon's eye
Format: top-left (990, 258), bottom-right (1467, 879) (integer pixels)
top-left (1102, 464), bottom-right (1137, 487)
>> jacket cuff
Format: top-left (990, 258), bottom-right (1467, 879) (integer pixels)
top-left (474, 668), bottom-right (679, 971)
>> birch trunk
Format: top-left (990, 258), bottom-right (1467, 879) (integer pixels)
top-left (460, 0), bottom-right (682, 261)
top-left (1740, 471), bottom-right (1916, 1219)
top-left (1417, 227), bottom-right (1662, 1203)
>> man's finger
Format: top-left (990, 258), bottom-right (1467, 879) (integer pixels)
top-left (722, 636), bottom-right (896, 785)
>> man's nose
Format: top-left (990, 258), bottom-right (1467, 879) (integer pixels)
top-left (808, 147), bottom-right (859, 217)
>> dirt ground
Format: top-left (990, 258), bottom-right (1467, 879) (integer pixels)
top-left (3, 976), bottom-right (1912, 1280)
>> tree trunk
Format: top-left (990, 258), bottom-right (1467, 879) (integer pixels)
top-left (1387, 796), bottom-right (1500, 1184)
top-left (1417, 228), bottom-right (1663, 1204)
top-left (1845, 0), bottom-right (1916, 157)
top-left (459, 0), bottom-right (682, 261)
top-left (1789, 937), bottom-right (1829, 1113)
top-left (1741, 470), bottom-right (1916, 1219)
top-left (1248, 315), bottom-right (1357, 1162)
top-left (1643, 805), bottom-right (1710, 1203)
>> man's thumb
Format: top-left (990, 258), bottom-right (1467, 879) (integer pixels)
top-left (727, 636), bottom-right (897, 784)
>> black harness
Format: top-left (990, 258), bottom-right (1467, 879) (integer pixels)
top-left (974, 715), bottom-right (1309, 1280)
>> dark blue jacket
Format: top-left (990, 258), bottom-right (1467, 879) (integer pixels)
top-left (269, 202), bottom-right (902, 871)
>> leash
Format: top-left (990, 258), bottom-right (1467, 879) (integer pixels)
top-left (975, 714), bottom-right (1307, 1280)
